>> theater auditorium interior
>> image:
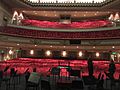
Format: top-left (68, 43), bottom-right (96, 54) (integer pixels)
top-left (0, 0), bottom-right (120, 90)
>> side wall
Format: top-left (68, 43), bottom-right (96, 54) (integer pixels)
top-left (0, 1), bottom-right (12, 26)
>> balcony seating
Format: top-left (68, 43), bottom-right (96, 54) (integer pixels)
top-left (21, 19), bottom-right (111, 29)
top-left (1, 26), bottom-right (120, 39)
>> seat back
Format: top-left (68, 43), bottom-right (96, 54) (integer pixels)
top-left (33, 68), bottom-right (36, 72)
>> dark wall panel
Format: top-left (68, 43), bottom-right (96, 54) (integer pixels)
top-left (69, 40), bottom-right (81, 45)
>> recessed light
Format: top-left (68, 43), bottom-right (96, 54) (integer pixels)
top-left (96, 11), bottom-right (99, 13)
top-left (74, 14), bottom-right (76, 16)
top-left (95, 13), bottom-right (97, 15)
top-left (17, 44), bottom-right (20, 46)
top-left (112, 46), bottom-right (115, 49)
top-left (50, 45), bottom-right (52, 48)
top-left (45, 50), bottom-right (51, 56)
top-left (117, 19), bottom-right (120, 21)
top-left (35, 45), bottom-right (37, 47)
top-left (35, 13), bottom-right (37, 14)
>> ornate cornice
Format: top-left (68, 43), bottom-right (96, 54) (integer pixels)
top-left (20, 0), bottom-right (114, 7)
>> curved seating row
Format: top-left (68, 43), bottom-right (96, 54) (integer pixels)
top-left (0, 26), bottom-right (120, 39)
top-left (21, 19), bottom-right (111, 29)
top-left (0, 58), bottom-right (120, 79)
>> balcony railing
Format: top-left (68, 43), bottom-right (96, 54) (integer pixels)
top-left (1, 25), bottom-right (120, 39)
top-left (7, 24), bottom-right (120, 32)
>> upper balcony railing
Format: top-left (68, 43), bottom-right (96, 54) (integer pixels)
top-left (20, 0), bottom-right (114, 7)
top-left (1, 25), bottom-right (120, 39)
top-left (8, 11), bottom-right (120, 32)
top-left (7, 24), bottom-right (120, 32)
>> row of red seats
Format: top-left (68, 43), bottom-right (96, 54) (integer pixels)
top-left (0, 26), bottom-right (120, 39)
top-left (0, 58), bottom-right (120, 78)
top-left (21, 19), bottom-right (111, 29)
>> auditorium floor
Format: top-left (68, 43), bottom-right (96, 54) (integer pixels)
top-left (0, 75), bottom-right (120, 90)
top-left (1, 58), bottom-right (120, 90)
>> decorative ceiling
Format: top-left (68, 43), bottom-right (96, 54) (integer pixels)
top-left (1, 0), bottom-right (120, 10)
top-left (1, 0), bottom-right (120, 21)
top-left (21, 0), bottom-right (115, 7)
top-left (25, 0), bottom-right (109, 3)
